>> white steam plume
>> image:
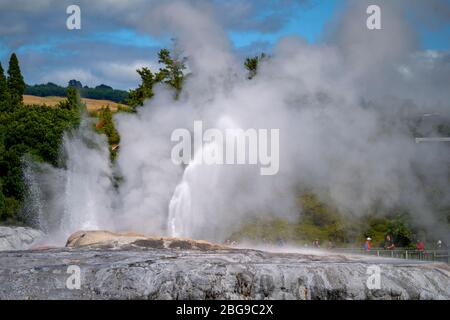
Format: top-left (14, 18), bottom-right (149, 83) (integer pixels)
top-left (26, 0), bottom-right (450, 243)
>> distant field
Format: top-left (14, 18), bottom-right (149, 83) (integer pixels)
top-left (23, 95), bottom-right (126, 111)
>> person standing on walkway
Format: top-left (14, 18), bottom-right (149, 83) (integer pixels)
top-left (384, 234), bottom-right (395, 250)
top-left (416, 240), bottom-right (425, 251)
top-left (364, 237), bottom-right (372, 251)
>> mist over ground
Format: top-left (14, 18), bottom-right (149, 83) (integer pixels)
top-left (25, 0), bottom-right (450, 244)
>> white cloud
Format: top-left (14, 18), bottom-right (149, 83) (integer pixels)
top-left (39, 68), bottom-right (102, 87)
top-left (97, 60), bottom-right (158, 89)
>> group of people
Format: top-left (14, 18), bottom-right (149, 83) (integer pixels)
top-left (363, 235), bottom-right (395, 250)
top-left (224, 236), bottom-right (447, 251)
top-left (364, 235), bottom-right (447, 251)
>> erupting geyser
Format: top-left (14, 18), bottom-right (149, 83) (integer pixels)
top-left (168, 142), bottom-right (220, 238)
top-left (24, 119), bottom-right (116, 244)
top-left (168, 181), bottom-right (191, 237)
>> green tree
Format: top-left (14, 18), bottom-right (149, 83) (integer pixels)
top-left (67, 86), bottom-right (81, 108)
top-left (94, 106), bottom-right (120, 161)
top-left (7, 53), bottom-right (25, 107)
top-left (68, 79), bottom-right (83, 89)
top-left (157, 48), bottom-right (186, 98)
top-left (0, 62), bottom-right (11, 112)
top-left (244, 53), bottom-right (266, 79)
top-left (128, 48), bottom-right (186, 110)
top-left (58, 86), bottom-right (83, 111)
top-left (128, 67), bottom-right (155, 109)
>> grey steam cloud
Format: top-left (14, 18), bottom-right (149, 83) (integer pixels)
top-left (26, 0), bottom-right (450, 243)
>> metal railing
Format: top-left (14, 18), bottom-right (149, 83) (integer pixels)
top-left (331, 248), bottom-right (450, 264)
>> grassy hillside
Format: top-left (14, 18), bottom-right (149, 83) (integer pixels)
top-left (23, 95), bottom-right (127, 111)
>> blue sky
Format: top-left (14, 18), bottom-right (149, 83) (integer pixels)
top-left (0, 0), bottom-right (449, 89)
top-left (229, 0), bottom-right (339, 47)
top-left (420, 24), bottom-right (450, 50)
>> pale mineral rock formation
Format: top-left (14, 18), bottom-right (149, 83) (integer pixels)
top-left (0, 226), bottom-right (45, 251)
top-left (0, 230), bottom-right (449, 300)
top-left (65, 230), bottom-right (227, 250)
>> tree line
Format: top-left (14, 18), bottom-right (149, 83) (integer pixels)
top-left (25, 81), bottom-right (128, 104)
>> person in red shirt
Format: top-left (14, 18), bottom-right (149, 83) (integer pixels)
top-left (364, 237), bottom-right (372, 251)
top-left (416, 240), bottom-right (425, 251)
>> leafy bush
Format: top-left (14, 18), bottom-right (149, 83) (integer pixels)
top-left (94, 106), bottom-right (120, 161)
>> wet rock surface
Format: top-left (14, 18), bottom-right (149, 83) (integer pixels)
top-left (0, 227), bottom-right (45, 251)
top-left (0, 245), bottom-right (449, 300)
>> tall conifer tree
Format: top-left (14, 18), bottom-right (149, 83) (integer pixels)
top-left (0, 62), bottom-right (10, 111)
top-left (7, 53), bottom-right (25, 107)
